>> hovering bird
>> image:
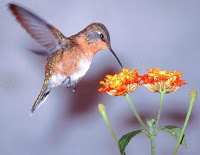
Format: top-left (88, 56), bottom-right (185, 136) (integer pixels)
top-left (9, 3), bottom-right (123, 113)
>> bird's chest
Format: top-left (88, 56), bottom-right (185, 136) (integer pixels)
top-left (69, 59), bottom-right (91, 83)
top-left (53, 51), bottom-right (93, 85)
top-left (50, 59), bottom-right (91, 88)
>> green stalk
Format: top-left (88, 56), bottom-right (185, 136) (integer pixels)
top-left (149, 90), bottom-right (165, 155)
top-left (147, 119), bottom-right (156, 155)
top-left (98, 104), bottom-right (126, 155)
top-left (173, 90), bottom-right (197, 155)
top-left (150, 136), bottom-right (155, 155)
top-left (101, 110), bottom-right (118, 144)
top-left (154, 91), bottom-right (165, 135)
top-left (125, 94), bottom-right (150, 135)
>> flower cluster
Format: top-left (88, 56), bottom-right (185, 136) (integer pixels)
top-left (98, 68), bottom-right (142, 96)
top-left (98, 68), bottom-right (187, 96)
top-left (142, 68), bottom-right (187, 93)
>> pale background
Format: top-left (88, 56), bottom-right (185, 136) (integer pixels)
top-left (0, 0), bottom-right (200, 154)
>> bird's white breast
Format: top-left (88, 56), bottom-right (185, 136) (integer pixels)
top-left (70, 59), bottom-right (91, 83)
top-left (49, 59), bottom-right (92, 88)
top-left (50, 74), bottom-right (67, 87)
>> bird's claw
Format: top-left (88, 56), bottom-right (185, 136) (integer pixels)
top-left (73, 83), bottom-right (77, 92)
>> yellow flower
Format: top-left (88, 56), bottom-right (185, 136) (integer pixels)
top-left (98, 68), bottom-right (141, 96)
top-left (141, 68), bottom-right (187, 93)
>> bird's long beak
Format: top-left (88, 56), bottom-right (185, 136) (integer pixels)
top-left (109, 48), bottom-right (123, 68)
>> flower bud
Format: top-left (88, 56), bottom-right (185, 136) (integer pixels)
top-left (190, 89), bottom-right (197, 101)
top-left (98, 104), bottom-right (106, 114)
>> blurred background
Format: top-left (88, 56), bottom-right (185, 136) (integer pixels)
top-left (1, 0), bottom-right (200, 154)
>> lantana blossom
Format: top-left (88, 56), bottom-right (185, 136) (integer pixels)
top-left (141, 68), bottom-right (187, 93)
top-left (98, 68), bottom-right (141, 96)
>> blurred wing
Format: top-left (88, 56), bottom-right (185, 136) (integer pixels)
top-left (9, 3), bottom-right (67, 56)
top-left (30, 49), bottom-right (51, 56)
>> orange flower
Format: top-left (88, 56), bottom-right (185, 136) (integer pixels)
top-left (98, 68), bottom-right (141, 96)
top-left (141, 68), bottom-right (187, 93)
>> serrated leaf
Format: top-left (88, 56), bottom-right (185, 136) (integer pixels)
top-left (118, 130), bottom-right (142, 155)
top-left (159, 125), bottom-right (187, 148)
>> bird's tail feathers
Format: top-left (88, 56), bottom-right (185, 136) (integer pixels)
top-left (31, 85), bottom-right (51, 113)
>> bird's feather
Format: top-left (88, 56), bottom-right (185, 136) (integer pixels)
top-left (31, 81), bottom-right (51, 113)
top-left (9, 3), bottom-right (68, 56)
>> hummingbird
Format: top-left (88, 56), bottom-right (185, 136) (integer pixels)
top-left (9, 3), bottom-right (123, 113)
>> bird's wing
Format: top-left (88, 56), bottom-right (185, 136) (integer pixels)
top-left (9, 3), bottom-right (68, 56)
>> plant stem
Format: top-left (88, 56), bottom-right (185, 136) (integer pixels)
top-left (150, 136), bottom-right (155, 155)
top-left (154, 92), bottom-right (165, 135)
top-left (101, 111), bottom-right (118, 144)
top-left (125, 94), bottom-right (150, 135)
top-left (173, 98), bottom-right (195, 155)
top-left (99, 104), bottom-right (126, 155)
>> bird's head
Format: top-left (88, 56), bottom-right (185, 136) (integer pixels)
top-left (79, 23), bottom-right (123, 68)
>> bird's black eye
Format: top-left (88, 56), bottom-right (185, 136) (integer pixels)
top-left (99, 33), bottom-right (105, 41)
top-left (100, 34), bottom-right (103, 38)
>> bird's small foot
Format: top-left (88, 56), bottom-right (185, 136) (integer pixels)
top-left (63, 76), bottom-right (71, 88)
top-left (73, 84), bottom-right (77, 92)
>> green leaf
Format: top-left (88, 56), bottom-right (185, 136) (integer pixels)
top-left (159, 125), bottom-right (187, 148)
top-left (118, 130), bottom-right (142, 155)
